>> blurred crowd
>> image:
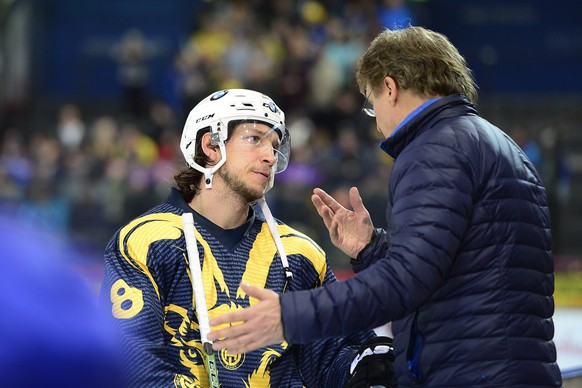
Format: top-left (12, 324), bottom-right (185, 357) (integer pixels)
top-left (0, 0), bottom-right (422, 268)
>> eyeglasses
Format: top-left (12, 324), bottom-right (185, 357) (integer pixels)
top-left (361, 90), bottom-right (376, 117)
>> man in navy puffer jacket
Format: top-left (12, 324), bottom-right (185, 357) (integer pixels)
top-left (208, 26), bottom-right (562, 387)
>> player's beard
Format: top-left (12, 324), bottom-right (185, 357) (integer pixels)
top-left (216, 164), bottom-right (264, 203)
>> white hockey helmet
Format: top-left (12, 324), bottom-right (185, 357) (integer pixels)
top-left (180, 89), bottom-right (290, 189)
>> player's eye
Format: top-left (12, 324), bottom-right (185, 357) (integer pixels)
top-left (241, 135), bottom-right (262, 145)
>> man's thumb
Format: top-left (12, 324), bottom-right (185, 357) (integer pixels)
top-left (349, 187), bottom-right (367, 214)
top-left (241, 283), bottom-right (276, 304)
top-left (241, 283), bottom-right (264, 298)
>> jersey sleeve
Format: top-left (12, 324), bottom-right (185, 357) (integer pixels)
top-left (98, 219), bottom-right (200, 388)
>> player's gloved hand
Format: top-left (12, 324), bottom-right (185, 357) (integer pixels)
top-left (347, 336), bottom-right (397, 388)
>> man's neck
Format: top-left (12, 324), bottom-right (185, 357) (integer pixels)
top-left (399, 91), bottom-right (441, 118)
top-left (188, 185), bottom-right (250, 230)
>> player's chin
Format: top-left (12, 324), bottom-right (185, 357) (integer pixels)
top-left (242, 187), bottom-right (265, 203)
top-left (252, 179), bottom-right (269, 194)
top-left (253, 188), bottom-right (265, 201)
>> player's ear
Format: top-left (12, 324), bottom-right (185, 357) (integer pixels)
top-left (200, 132), bottom-right (221, 163)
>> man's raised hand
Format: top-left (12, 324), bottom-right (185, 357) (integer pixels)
top-left (311, 187), bottom-right (374, 258)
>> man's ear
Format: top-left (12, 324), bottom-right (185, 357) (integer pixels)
top-left (384, 76), bottom-right (398, 105)
top-left (200, 131), bottom-right (221, 163)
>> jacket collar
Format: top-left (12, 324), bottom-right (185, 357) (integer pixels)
top-left (380, 94), bottom-right (477, 159)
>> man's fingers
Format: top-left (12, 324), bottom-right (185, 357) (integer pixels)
top-left (311, 194), bottom-right (334, 229)
top-left (209, 284), bottom-right (276, 335)
top-left (313, 188), bottom-right (343, 213)
top-left (349, 187), bottom-right (368, 216)
top-left (212, 332), bottom-right (262, 354)
top-left (240, 283), bottom-right (272, 300)
top-left (210, 309), bottom-right (247, 327)
top-left (208, 283), bottom-right (283, 353)
top-left (208, 320), bottom-right (245, 342)
top-left (209, 321), bottom-right (270, 354)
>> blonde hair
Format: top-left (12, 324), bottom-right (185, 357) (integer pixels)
top-left (356, 26), bottom-right (478, 103)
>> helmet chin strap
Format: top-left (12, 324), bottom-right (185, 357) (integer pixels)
top-left (256, 197), bottom-right (293, 283)
top-left (203, 170), bottom-right (214, 189)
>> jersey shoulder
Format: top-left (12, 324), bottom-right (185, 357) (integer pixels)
top-left (264, 217), bottom-right (328, 274)
top-left (113, 203), bottom-right (184, 265)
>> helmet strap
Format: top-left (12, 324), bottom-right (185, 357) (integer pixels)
top-left (256, 197), bottom-right (293, 283)
top-left (203, 170), bottom-right (214, 189)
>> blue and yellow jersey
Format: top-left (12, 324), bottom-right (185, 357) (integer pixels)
top-left (100, 188), bottom-right (374, 388)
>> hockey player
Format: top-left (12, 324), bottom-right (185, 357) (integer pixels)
top-left (99, 89), bottom-right (394, 387)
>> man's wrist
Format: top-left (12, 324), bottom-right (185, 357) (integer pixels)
top-left (353, 228), bottom-right (378, 261)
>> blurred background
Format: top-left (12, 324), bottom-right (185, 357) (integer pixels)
top-left (1, 0), bottom-right (581, 380)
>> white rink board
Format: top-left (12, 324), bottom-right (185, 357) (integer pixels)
top-left (554, 308), bottom-right (582, 375)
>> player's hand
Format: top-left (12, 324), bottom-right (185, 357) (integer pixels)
top-left (208, 283), bottom-right (284, 354)
top-left (311, 187), bottom-right (374, 258)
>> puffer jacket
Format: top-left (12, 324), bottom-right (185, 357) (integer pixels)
top-left (281, 94), bottom-right (562, 387)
